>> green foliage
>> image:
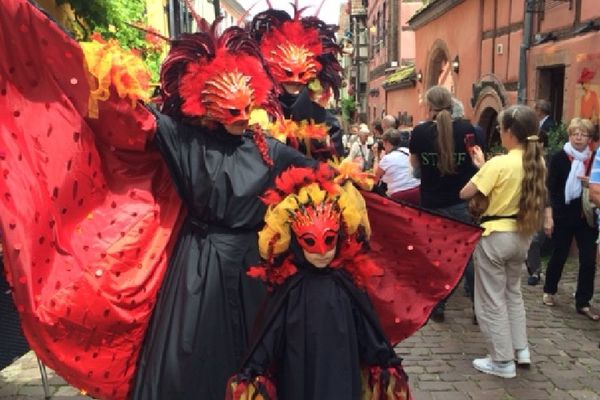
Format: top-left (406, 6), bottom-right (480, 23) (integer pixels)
top-left (340, 97), bottom-right (357, 122)
top-left (55, 0), bottom-right (164, 82)
top-left (486, 123), bottom-right (569, 159)
top-left (487, 143), bottom-right (507, 158)
top-left (546, 123), bottom-right (569, 156)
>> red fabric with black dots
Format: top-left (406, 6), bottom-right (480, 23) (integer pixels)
top-left (362, 191), bottom-right (482, 345)
top-left (0, 1), bottom-right (181, 399)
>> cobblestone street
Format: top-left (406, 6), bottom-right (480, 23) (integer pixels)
top-left (1, 267), bottom-right (599, 400)
top-left (400, 267), bottom-right (600, 400)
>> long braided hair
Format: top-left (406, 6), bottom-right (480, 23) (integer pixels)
top-left (498, 105), bottom-right (547, 235)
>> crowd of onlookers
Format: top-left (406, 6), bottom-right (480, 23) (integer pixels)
top-left (342, 85), bottom-right (600, 379)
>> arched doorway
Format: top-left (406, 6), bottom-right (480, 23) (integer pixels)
top-left (478, 107), bottom-right (499, 149)
top-left (473, 80), bottom-right (505, 150)
top-left (426, 40), bottom-right (454, 93)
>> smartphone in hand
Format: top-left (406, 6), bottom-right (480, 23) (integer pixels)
top-left (464, 133), bottom-right (476, 155)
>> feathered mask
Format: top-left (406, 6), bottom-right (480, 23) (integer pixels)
top-left (160, 21), bottom-right (280, 124)
top-left (248, 164), bottom-right (381, 288)
top-left (257, 164), bottom-right (371, 263)
top-left (179, 48), bottom-right (272, 125)
top-left (260, 20), bottom-right (323, 86)
top-left (250, 8), bottom-right (342, 100)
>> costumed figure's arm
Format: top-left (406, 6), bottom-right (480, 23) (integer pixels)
top-left (270, 134), bottom-right (319, 175)
top-left (324, 110), bottom-right (345, 157)
top-left (0, 2), bottom-right (181, 399)
top-left (80, 36), bottom-right (157, 151)
top-left (359, 190), bottom-right (482, 345)
top-left (354, 304), bottom-right (411, 400)
top-left (335, 269), bottom-right (411, 400)
top-left (301, 106), bottom-right (344, 161)
top-left (298, 98), bottom-right (345, 160)
top-left (225, 291), bottom-right (288, 400)
top-left (269, 116), bottom-right (338, 162)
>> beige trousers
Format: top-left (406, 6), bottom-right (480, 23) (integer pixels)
top-left (473, 231), bottom-right (532, 362)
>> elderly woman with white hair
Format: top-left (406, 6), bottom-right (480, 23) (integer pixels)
top-left (543, 118), bottom-right (598, 320)
top-left (346, 123), bottom-right (374, 171)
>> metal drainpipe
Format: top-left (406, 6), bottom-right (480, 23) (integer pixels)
top-left (168, 0), bottom-right (176, 38)
top-left (354, 16), bottom-right (361, 114)
top-left (492, 0), bottom-right (497, 73)
top-left (390, 0), bottom-right (398, 64)
top-left (213, 0), bottom-right (221, 18)
top-left (518, 0), bottom-right (534, 104)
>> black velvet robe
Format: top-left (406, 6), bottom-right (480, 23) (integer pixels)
top-left (132, 113), bottom-right (314, 400)
top-left (279, 88), bottom-right (345, 159)
top-left (240, 255), bottom-right (401, 400)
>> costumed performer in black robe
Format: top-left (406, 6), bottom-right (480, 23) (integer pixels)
top-left (248, 7), bottom-right (345, 160)
top-left (131, 16), bottom-right (317, 400)
top-left (225, 164), bottom-right (411, 400)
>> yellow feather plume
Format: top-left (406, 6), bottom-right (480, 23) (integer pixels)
top-left (328, 157), bottom-right (375, 190)
top-left (258, 171), bottom-right (371, 259)
top-left (80, 36), bottom-right (151, 118)
top-left (338, 181), bottom-right (371, 237)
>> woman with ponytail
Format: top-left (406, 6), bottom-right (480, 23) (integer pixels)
top-left (460, 105), bottom-right (548, 378)
top-left (409, 86), bottom-right (480, 322)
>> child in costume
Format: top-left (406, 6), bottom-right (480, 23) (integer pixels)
top-left (226, 165), bottom-right (411, 400)
top-left (249, 6), bottom-right (345, 160)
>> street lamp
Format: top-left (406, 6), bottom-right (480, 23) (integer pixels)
top-left (452, 55), bottom-right (460, 74)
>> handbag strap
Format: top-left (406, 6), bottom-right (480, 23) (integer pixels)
top-left (585, 151), bottom-right (596, 177)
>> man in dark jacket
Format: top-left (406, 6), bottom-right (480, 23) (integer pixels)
top-left (535, 99), bottom-right (557, 147)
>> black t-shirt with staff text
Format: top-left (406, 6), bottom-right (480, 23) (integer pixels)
top-left (409, 119), bottom-right (480, 209)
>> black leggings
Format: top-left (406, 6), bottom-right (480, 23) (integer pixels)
top-left (543, 223), bottom-right (598, 309)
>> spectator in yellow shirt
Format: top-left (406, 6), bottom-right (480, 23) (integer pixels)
top-left (460, 105), bottom-right (547, 379)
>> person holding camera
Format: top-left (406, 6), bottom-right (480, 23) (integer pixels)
top-left (373, 129), bottom-right (420, 204)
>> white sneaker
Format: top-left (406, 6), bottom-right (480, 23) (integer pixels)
top-left (515, 347), bottom-right (531, 366)
top-left (473, 356), bottom-right (516, 378)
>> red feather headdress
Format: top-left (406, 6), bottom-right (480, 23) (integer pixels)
top-left (250, 164), bottom-right (379, 288)
top-left (259, 19), bottom-right (323, 85)
top-left (160, 22), bottom-right (281, 124)
top-left (159, 10), bottom-right (278, 167)
top-left (179, 48), bottom-right (273, 124)
top-left (249, 7), bottom-right (342, 99)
